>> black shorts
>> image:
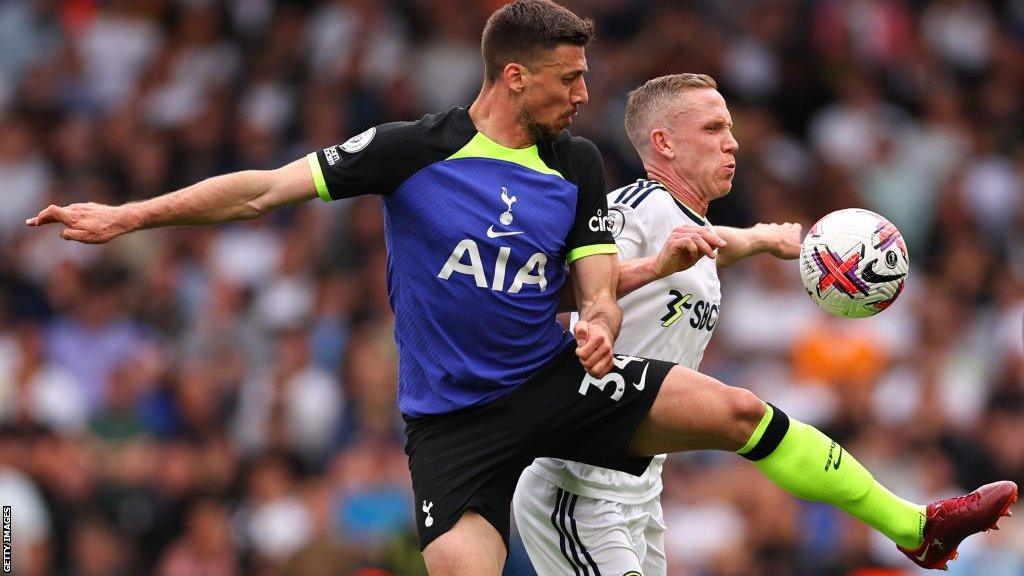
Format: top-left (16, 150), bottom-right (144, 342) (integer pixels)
top-left (403, 344), bottom-right (674, 550)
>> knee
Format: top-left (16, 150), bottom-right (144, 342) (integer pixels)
top-left (727, 387), bottom-right (766, 446)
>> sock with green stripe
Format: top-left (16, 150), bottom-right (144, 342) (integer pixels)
top-left (737, 403), bottom-right (926, 549)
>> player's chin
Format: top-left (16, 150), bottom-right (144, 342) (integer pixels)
top-left (545, 121), bottom-right (567, 139)
top-left (527, 121), bottom-right (562, 143)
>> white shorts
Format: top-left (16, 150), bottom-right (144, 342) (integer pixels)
top-left (513, 469), bottom-right (667, 576)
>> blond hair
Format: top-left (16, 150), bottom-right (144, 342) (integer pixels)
top-left (624, 73), bottom-right (718, 152)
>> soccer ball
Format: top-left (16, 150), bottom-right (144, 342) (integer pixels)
top-left (799, 208), bottom-right (909, 318)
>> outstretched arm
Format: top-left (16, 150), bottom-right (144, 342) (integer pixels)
top-left (26, 157), bottom-right (317, 243)
top-left (714, 222), bottom-right (801, 267)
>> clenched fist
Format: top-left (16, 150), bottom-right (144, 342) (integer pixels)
top-left (574, 319), bottom-right (614, 377)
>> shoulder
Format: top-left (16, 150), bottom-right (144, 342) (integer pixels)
top-left (609, 180), bottom-right (656, 209)
top-left (313, 107), bottom-right (475, 199)
top-left (637, 187), bottom-right (678, 215)
top-left (354, 107), bottom-right (474, 174)
top-left (552, 132), bottom-right (602, 167)
top-left (609, 180), bottom-right (674, 216)
top-left (538, 132), bottom-right (604, 186)
top-left (371, 107), bottom-right (475, 150)
top-left (623, 188), bottom-right (681, 236)
top-left (605, 201), bottom-right (645, 239)
top-left (554, 132), bottom-right (601, 157)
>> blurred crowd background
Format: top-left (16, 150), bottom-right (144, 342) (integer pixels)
top-left (0, 0), bottom-right (1022, 575)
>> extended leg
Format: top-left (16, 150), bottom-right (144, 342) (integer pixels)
top-left (629, 364), bottom-right (1017, 567)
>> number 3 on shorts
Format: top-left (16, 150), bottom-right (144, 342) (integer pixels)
top-left (577, 355), bottom-right (649, 401)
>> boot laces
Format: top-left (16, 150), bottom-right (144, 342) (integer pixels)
top-left (935, 491), bottom-right (981, 521)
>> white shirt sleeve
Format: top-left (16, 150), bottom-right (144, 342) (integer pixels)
top-left (609, 203), bottom-right (650, 261)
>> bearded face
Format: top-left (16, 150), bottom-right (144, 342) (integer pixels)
top-left (514, 44), bottom-right (588, 143)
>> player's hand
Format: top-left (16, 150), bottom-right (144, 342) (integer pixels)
top-left (574, 319), bottom-right (614, 377)
top-left (756, 222), bottom-right (801, 259)
top-left (654, 225), bottom-right (727, 278)
top-left (26, 203), bottom-right (131, 244)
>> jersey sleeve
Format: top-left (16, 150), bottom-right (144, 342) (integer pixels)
top-left (564, 139), bottom-right (617, 263)
top-left (607, 203), bottom-right (650, 261)
top-left (306, 122), bottom-right (411, 201)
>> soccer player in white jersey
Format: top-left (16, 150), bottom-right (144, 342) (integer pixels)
top-left (511, 74), bottom-right (851, 574)
top-left (513, 72), bottom-right (800, 576)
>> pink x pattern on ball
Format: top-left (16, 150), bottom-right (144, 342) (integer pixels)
top-left (813, 247), bottom-right (869, 297)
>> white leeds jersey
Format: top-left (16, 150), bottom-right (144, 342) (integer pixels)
top-left (527, 179), bottom-right (722, 504)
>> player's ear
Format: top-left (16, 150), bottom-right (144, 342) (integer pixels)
top-left (503, 63), bottom-right (527, 93)
top-left (650, 128), bottom-right (674, 159)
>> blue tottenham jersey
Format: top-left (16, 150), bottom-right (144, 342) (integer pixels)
top-left (307, 108), bottom-right (616, 416)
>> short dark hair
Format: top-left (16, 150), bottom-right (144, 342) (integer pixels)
top-left (481, 0), bottom-right (594, 84)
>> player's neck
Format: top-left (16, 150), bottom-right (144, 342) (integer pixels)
top-left (468, 85), bottom-right (534, 149)
top-left (645, 166), bottom-right (709, 216)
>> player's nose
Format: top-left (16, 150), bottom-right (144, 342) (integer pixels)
top-left (723, 129), bottom-right (739, 153)
top-left (573, 77), bottom-right (589, 107)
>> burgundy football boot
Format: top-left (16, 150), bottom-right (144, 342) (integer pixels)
top-left (898, 481), bottom-right (1018, 570)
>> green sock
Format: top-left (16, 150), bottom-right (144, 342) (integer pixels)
top-left (738, 404), bottom-right (927, 549)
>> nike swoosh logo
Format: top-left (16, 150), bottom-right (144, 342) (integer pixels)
top-left (914, 540), bottom-right (936, 562)
top-left (861, 259), bottom-right (906, 283)
top-left (486, 226), bottom-right (524, 238)
top-left (832, 446), bottom-right (842, 470)
top-left (634, 363), bottom-right (649, 391)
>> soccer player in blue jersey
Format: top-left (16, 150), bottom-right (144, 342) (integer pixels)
top-left (28, 1), bottom-right (1016, 574)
